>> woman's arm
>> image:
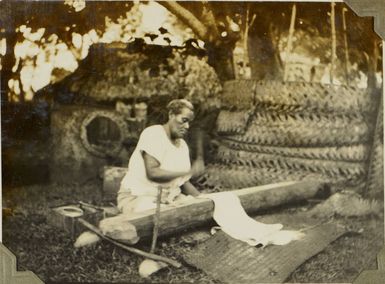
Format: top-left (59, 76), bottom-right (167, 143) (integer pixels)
top-left (142, 151), bottom-right (190, 183)
top-left (181, 181), bottom-right (201, 197)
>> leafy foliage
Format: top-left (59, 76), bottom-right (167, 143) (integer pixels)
top-left (62, 43), bottom-right (222, 104)
top-left (1, 0), bottom-right (135, 101)
top-left (1, 1), bottom-right (134, 38)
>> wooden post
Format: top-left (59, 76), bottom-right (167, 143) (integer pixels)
top-left (367, 39), bottom-right (380, 90)
top-left (243, 4), bottom-right (256, 79)
top-left (363, 39), bottom-right (382, 197)
top-left (243, 5), bottom-right (250, 73)
top-left (283, 4), bottom-right (297, 82)
top-left (330, 2), bottom-right (337, 84)
top-left (364, 90), bottom-right (383, 197)
top-left (342, 7), bottom-right (350, 85)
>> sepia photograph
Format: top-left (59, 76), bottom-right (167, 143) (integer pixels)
top-left (1, 0), bottom-right (384, 283)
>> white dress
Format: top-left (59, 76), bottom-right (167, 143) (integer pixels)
top-left (117, 125), bottom-right (191, 213)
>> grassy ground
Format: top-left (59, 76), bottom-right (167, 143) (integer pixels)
top-left (2, 181), bottom-right (384, 283)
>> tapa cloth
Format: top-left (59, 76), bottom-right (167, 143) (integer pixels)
top-left (200, 192), bottom-right (304, 247)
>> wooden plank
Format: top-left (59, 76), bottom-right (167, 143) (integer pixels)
top-left (183, 221), bottom-right (347, 283)
top-left (110, 180), bottom-right (323, 240)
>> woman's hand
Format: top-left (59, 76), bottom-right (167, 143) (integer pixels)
top-left (181, 181), bottom-right (201, 197)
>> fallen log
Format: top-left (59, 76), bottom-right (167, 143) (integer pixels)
top-left (102, 180), bottom-right (324, 241)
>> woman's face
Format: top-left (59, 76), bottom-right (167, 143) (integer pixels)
top-left (168, 107), bottom-right (194, 139)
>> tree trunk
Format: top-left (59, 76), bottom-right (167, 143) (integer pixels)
top-left (1, 55), bottom-right (11, 105)
top-left (206, 43), bottom-right (236, 81)
top-left (157, 1), bottom-right (236, 82)
top-left (247, 19), bottom-right (281, 80)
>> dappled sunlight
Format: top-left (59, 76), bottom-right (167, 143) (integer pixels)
top-left (64, 0), bottom-right (86, 12)
top-left (99, 1), bottom-right (193, 46)
top-left (5, 1), bottom-right (196, 102)
top-left (1, 38), bottom-right (5, 55)
top-left (139, 1), bottom-right (167, 33)
top-left (53, 43), bottom-right (78, 71)
top-left (14, 40), bottom-right (40, 62)
top-left (8, 79), bottom-right (21, 97)
top-left (1, 1), bottom-right (382, 103)
top-left (71, 33), bottom-right (82, 49)
top-left (11, 32), bottom-right (79, 99)
top-left (19, 25), bottom-right (46, 42)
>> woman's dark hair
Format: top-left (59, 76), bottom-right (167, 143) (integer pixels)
top-left (166, 99), bottom-right (194, 115)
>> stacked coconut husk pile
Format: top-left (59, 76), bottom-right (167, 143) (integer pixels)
top-left (196, 80), bottom-right (376, 192)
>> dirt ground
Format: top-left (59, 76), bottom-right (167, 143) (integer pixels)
top-left (2, 180), bottom-right (384, 284)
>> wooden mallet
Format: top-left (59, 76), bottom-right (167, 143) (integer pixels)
top-left (139, 186), bottom-right (170, 277)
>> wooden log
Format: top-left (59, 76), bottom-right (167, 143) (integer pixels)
top-left (110, 180), bottom-right (324, 241)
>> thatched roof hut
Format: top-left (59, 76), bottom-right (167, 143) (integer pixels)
top-left (43, 40), bottom-right (222, 106)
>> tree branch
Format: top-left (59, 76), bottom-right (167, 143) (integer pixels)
top-left (157, 1), bottom-right (212, 43)
top-left (201, 2), bottom-right (220, 39)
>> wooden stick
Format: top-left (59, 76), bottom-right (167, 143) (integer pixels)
top-left (77, 218), bottom-right (182, 268)
top-left (150, 186), bottom-right (163, 253)
top-left (79, 201), bottom-right (104, 210)
top-left (242, 4), bottom-right (256, 78)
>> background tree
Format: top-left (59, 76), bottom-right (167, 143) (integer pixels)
top-left (159, 1), bottom-right (381, 82)
top-left (158, 1), bottom-right (242, 81)
top-left (0, 0), bottom-right (134, 104)
top-left (1, 1), bottom-right (381, 104)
